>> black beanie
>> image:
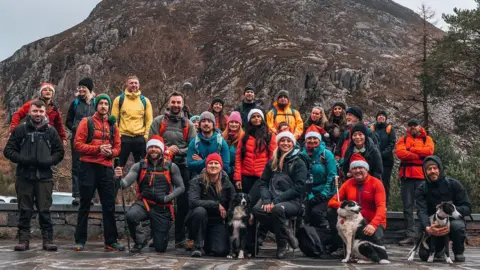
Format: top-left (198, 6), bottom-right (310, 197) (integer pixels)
top-left (376, 110), bottom-right (388, 120)
top-left (244, 85), bottom-right (256, 94)
top-left (346, 106), bottom-right (363, 120)
top-left (408, 118), bottom-right (420, 127)
top-left (78, 77), bottom-right (94, 92)
top-left (351, 123), bottom-right (368, 139)
top-left (332, 102), bottom-right (347, 111)
top-left (211, 97), bottom-right (225, 107)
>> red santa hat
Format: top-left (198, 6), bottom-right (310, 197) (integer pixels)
top-left (146, 135), bottom-right (165, 152)
top-left (305, 125), bottom-right (328, 141)
top-left (349, 153), bottom-right (369, 171)
top-left (39, 82), bottom-right (55, 95)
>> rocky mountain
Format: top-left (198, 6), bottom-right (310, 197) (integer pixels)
top-left (0, 0), bottom-right (453, 135)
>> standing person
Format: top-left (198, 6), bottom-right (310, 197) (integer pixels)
top-left (65, 77), bottom-right (96, 205)
top-left (266, 90), bottom-right (304, 140)
top-left (10, 82), bottom-right (67, 147)
top-left (190, 115), bottom-right (200, 131)
top-left (327, 102), bottom-right (347, 131)
top-left (395, 118), bottom-right (434, 245)
top-left (370, 111), bottom-right (396, 205)
top-left (233, 85), bottom-right (265, 126)
top-left (115, 136), bottom-right (185, 253)
top-left (209, 97), bottom-right (229, 132)
top-left (187, 153), bottom-right (235, 257)
top-left (222, 111), bottom-right (244, 181)
top-left (4, 100), bottom-right (65, 251)
top-left (148, 91), bottom-right (196, 248)
top-left (252, 131), bottom-right (308, 259)
top-left (299, 106), bottom-right (329, 146)
top-left (187, 112), bottom-right (230, 177)
top-left (111, 76), bottom-right (153, 195)
top-left (73, 94), bottom-right (124, 251)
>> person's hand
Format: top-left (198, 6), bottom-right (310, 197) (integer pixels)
top-left (168, 145), bottom-right (179, 154)
top-left (262, 203), bottom-right (274, 213)
top-left (63, 140), bottom-right (68, 148)
top-left (100, 144), bottom-right (112, 156)
top-left (249, 214), bottom-right (254, 225)
top-left (192, 154), bottom-right (202, 161)
top-left (363, 224), bottom-right (376, 236)
top-left (235, 181), bottom-right (242, 190)
top-left (219, 204), bottom-right (227, 218)
top-left (114, 167), bottom-right (123, 178)
top-left (427, 226), bottom-right (450, 237)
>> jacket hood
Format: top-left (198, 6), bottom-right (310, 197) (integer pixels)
top-left (272, 101), bottom-right (292, 111)
top-left (25, 115), bottom-right (49, 131)
top-left (422, 155), bottom-right (445, 183)
top-left (164, 108), bottom-right (186, 119)
top-left (198, 130), bottom-right (221, 142)
top-left (407, 127), bottom-right (427, 138)
top-left (124, 89), bottom-right (142, 99)
top-left (196, 169), bottom-right (230, 186)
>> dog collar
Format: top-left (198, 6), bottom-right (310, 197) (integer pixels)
top-left (340, 218), bottom-right (345, 225)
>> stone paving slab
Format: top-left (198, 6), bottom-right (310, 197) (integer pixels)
top-left (0, 241), bottom-right (479, 269)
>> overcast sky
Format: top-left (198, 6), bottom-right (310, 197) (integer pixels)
top-left (0, 0), bottom-right (477, 61)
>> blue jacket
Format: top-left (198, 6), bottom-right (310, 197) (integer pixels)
top-left (227, 143), bottom-right (237, 176)
top-left (187, 131), bottom-right (230, 175)
top-left (302, 142), bottom-right (337, 199)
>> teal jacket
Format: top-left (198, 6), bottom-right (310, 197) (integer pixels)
top-left (302, 142), bottom-right (337, 199)
top-left (187, 131), bottom-right (230, 175)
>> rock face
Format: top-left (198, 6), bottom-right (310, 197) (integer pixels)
top-left (0, 0), bottom-right (453, 131)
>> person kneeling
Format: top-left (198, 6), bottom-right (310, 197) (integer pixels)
top-left (187, 153), bottom-right (235, 257)
top-left (253, 131), bottom-right (308, 259)
top-left (115, 135), bottom-right (185, 253)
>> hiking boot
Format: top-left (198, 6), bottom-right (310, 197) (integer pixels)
top-left (276, 245), bottom-right (288, 259)
top-left (105, 242), bottom-right (125, 251)
top-left (455, 253), bottom-right (465, 262)
top-left (434, 247), bottom-right (445, 259)
top-left (330, 248), bottom-right (344, 258)
top-left (43, 240), bottom-right (58, 251)
top-left (14, 241), bottom-right (29, 251)
top-left (191, 247), bottom-right (204, 257)
top-left (148, 239), bottom-right (154, 247)
top-left (285, 226), bottom-right (298, 249)
top-left (398, 237), bottom-right (415, 246)
top-left (73, 243), bottom-right (85, 251)
top-left (72, 197), bottom-right (80, 206)
top-left (131, 241), bottom-right (147, 254)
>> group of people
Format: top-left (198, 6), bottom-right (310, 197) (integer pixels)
top-left (2, 76), bottom-right (472, 262)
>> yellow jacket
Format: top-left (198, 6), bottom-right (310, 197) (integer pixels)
top-left (111, 90), bottom-right (153, 140)
top-left (266, 102), bottom-right (304, 139)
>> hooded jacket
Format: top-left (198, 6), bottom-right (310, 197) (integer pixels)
top-left (416, 155), bottom-right (472, 229)
top-left (395, 127), bottom-right (434, 180)
top-left (186, 130), bottom-right (230, 175)
top-left (111, 90), bottom-right (153, 140)
top-left (234, 101), bottom-right (265, 126)
top-left (266, 102), bottom-right (304, 139)
top-left (371, 122), bottom-right (396, 166)
top-left (65, 97), bottom-right (96, 135)
top-left (302, 142), bottom-right (337, 199)
top-left (343, 137), bottom-right (383, 180)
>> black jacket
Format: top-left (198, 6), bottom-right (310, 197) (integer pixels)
top-left (342, 137), bottom-right (383, 180)
top-left (372, 123), bottom-right (396, 166)
top-left (259, 147), bottom-right (308, 204)
top-left (65, 97), bottom-right (96, 135)
top-left (416, 155), bottom-right (472, 229)
top-left (234, 101), bottom-right (265, 127)
top-left (4, 116), bottom-right (65, 181)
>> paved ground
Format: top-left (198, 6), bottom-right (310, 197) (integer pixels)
top-left (0, 241), bottom-right (479, 269)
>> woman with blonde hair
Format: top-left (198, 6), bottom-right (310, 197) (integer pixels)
top-left (299, 106), bottom-right (329, 146)
top-left (222, 111), bottom-right (244, 180)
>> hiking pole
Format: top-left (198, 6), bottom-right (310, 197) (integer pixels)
top-left (121, 187), bottom-right (131, 255)
top-left (335, 176), bottom-right (340, 202)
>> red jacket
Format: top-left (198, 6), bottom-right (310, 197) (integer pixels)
top-left (328, 175), bottom-right (387, 229)
top-left (234, 133), bottom-right (277, 181)
top-left (10, 98), bottom-right (67, 141)
top-left (74, 112), bottom-right (121, 167)
top-left (395, 127), bottom-right (434, 180)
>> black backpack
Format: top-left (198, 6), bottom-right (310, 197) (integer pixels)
top-left (296, 224), bottom-right (327, 258)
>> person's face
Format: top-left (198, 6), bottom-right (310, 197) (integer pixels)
top-left (306, 137), bottom-right (320, 149)
top-left (352, 131), bottom-right (366, 147)
top-left (193, 120), bottom-right (199, 130)
top-left (278, 137), bottom-right (294, 153)
top-left (147, 145), bottom-right (162, 160)
top-left (126, 79), bottom-right (140, 92)
top-left (333, 106), bottom-right (343, 117)
top-left (250, 113), bottom-right (263, 126)
top-left (277, 96), bottom-right (289, 106)
top-left (333, 127), bottom-right (341, 138)
top-left (409, 125), bottom-right (420, 135)
top-left (212, 102), bottom-right (223, 113)
top-left (346, 113), bottom-right (359, 126)
top-left (169, 95), bottom-right (184, 114)
top-left (377, 114), bottom-right (386, 123)
top-left (206, 160), bottom-right (222, 175)
top-left (426, 164), bottom-right (440, 182)
top-left (228, 121), bottom-right (241, 132)
top-left (244, 90), bottom-right (255, 102)
top-left (29, 104), bottom-right (46, 124)
top-left (41, 87), bottom-right (54, 100)
top-left (77, 86), bottom-right (89, 99)
top-left (200, 119), bottom-right (214, 133)
top-left (311, 109), bottom-right (322, 121)
top-left (279, 125), bottom-right (290, 133)
top-left (351, 166), bottom-right (368, 182)
top-left (97, 99), bottom-right (109, 115)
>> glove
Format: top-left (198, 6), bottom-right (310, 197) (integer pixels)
top-left (311, 193), bottom-right (327, 205)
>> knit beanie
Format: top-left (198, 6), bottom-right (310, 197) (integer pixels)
top-left (247, 109), bottom-right (265, 122)
top-left (95, 93), bottom-right (112, 111)
top-left (332, 102), bottom-right (346, 111)
top-left (376, 110), bottom-right (388, 120)
top-left (351, 123), bottom-right (368, 139)
top-left (146, 135), bottom-right (165, 152)
top-left (244, 85), bottom-right (256, 94)
top-left (305, 125), bottom-right (326, 141)
top-left (346, 106), bottom-right (363, 120)
top-left (199, 111), bottom-right (216, 125)
top-left (228, 111), bottom-right (242, 125)
top-left (423, 159), bottom-right (438, 171)
top-left (190, 115), bottom-right (200, 122)
top-left (206, 153), bottom-right (223, 168)
top-left (211, 97), bottom-right (225, 107)
top-left (408, 118), bottom-right (420, 127)
top-left (276, 131), bottom-right (296, 145)
top-left (39, 82), bottom-right (55, 96)
top-left (78, 77), bottom-right (94, 92)
top-left (276, 90), bottom-right (290, 100)
top-left (350, 153), bottom-right (370, 171)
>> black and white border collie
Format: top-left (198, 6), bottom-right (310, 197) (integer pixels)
top-left (407, 202), bottom-right (463, 264)
top-left (227, 193), bottom-right (250, 259)
top-left (337, 200), bottom-right (390, 264)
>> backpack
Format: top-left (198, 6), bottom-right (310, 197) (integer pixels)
top-left (20, 123), bottom-right (52, 150)
top-left (369, 123), bottom-right (391, 134)
top-left (159, 115), bottom-right (189, 141)
top-left (85, 117), bottom-right (115, 144)
top-left (296, 224), bottom-right (327, 258)
top-left (272, 107), bottom-right (297, 123)
top-left (194, 133), bottom-right (223, 154)
top-left (117, 93), bottom-right (147, 125)
top-left (73, 98), bottom-right (96, 114)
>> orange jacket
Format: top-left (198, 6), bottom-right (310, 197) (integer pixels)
top-left (395, 128), bottom-right (434, 180)
top-left (234, 133), bottom-right (277, 181)
top-left (266, 102), bottom-right (304, 139)
top-left (328, 175), bottom-right (387, 229)
top-left (74, 112), bottom-right (121, 167)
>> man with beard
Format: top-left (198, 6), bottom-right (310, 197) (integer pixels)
top-left (73, 94), bottom-right (124, 251)
top-left (233, 85), bottom-right (265, 127)
top-left (66, 77), bottom-right (96, 205)
top-left (10, 82), bottom-right (67, 147)
top-left (266, 90), bottom-right (304, 140)
top-left (115, 135), bottom-right (185, 253)
top-left (149, 91), bottom-right (196, 248)
top-left (4, 100), bottom-right (65, 251)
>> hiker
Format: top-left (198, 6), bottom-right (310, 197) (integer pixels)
top-left (327, 102), bottom-right (347, 132)
top-left (187, 153), bottom-right (235, 257)
top-left (252, 131), bottom-right (308, 259)
top-left (187, 111), bottom-right (230, 177)
top-left (73, 94), bottom-right (124, 251)
top-left (115, 135), bottom-right (185, 253)
top-left (4, 100), bottom-right (65, 251)
top-left (298, 106), bottom-right (329, 146)
top-left (9, 82), bottom-right (67, 147)
top-left (209, 97), bottom-right (228, 131)
top-left (325, 123), bottom-right (341, 153)
top-left (65, 77), bottom-right (96, 205)
top-left (370, 111), bottom-right (396, 205)
top-left (266, 90), bottom-right (304, 140)
top-left (302, 125), bottom-right (337, 228)
top-left (111, 75), bottom-right (153, 196)
top-left (233, 85), bottom-right (265, 126)
top-left (190, 115), bottom-right (200, 130)
top-left (416, 156), bottom-right (472, 262)
top-left (148, 91), bottom-right (196, 248)
top-left (221, 111), bottom-right (244, 181)
top-left (396, 118), bottom-right (434, 245)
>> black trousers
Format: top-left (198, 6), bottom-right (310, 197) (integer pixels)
top-left (126, 201), bottom-right (172, 252)
top-left (327, 207), bottom-right (343, 251)
top-left (75, 162), bottom-right (118, 245)
top-left (175, 163), bottom-right (190, 243)
top-left (241, 175), bottom-right (262, 205)
top-left (418, 219), bottom-right (466, 261)
top-left (71, 139), bottom-right (81, 198)
top-left (16, 177), bottom-right (53, 242)
top-left (401, 178), bottom-right (424, 238)
top-left (115, 135), bottom-right (146, 197)
top-left (186, 207), bottom-right (229, 256)
top-left (308, 200), bottom-right (329, 227)
top-left (382, 165), bottom-right (393, 206)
